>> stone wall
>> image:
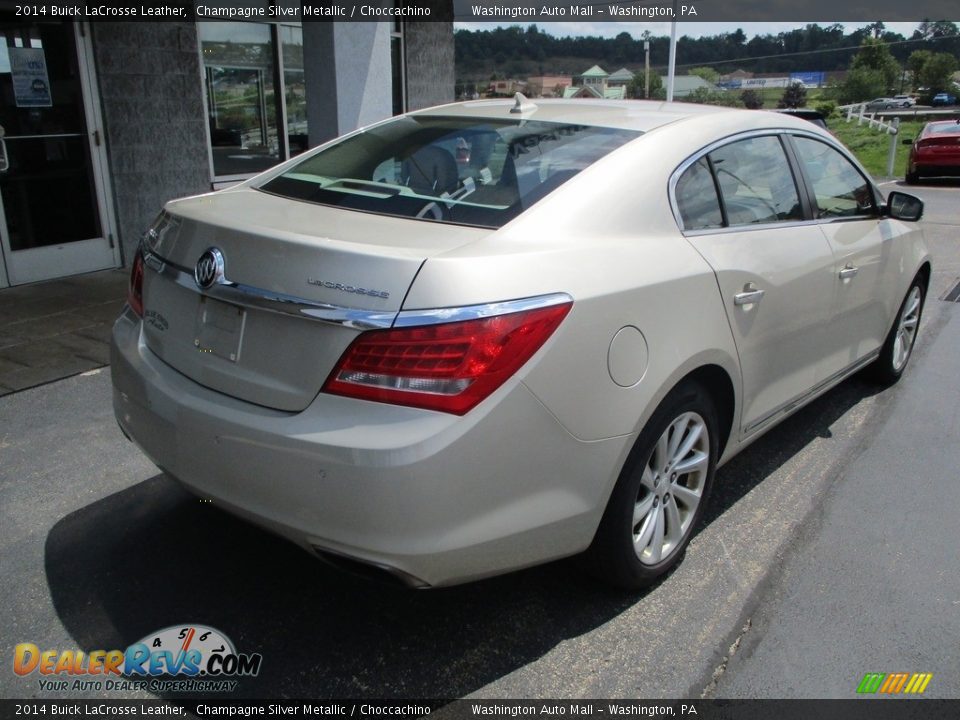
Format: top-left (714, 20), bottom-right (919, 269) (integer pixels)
top-left (91, 22), bottom-right (210, 265)
top-left (405, 20), bottom-right (455, 111)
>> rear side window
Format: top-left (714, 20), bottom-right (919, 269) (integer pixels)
top-left (792, 137), bottom-right (876, 218)
top-left (708, 136), bottom-right (803, 226)
top-left (258, 116), bottom-right (640, 229)
top-left (675, 158), bottom-right (723, 231)
top-left (675, 135), bottom-right (805, 232)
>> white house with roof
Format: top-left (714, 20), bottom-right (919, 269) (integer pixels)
top-left (577, 65), bottom-right (609, 90)
top-left (565, 65), bottom-right (626, 100)
top-left (607, 68), bottom-right (636, 88)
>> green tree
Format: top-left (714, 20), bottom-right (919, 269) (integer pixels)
top-left (778, 82), bottom-right (808, 108)
top-left (850, 38), bottom-right (901, 91)
top-left (683, 86), bottom-right (742, 107)
top-left (838, 67), bottom-right (888, 103)
top-left (913, 20), bottom-right (960, 39)
top-left (918, 52), bottom-right (959, 99)
top-left (906, 49), bottom-right (933, 87)
top-left (688, 66), bottom-right (720, 85)
top-left (627, 71), bottom-right (662, 99)
top-left (740, 89), bottom-right (764, 109)
top-left (814, 100), bottom-right (837, 117)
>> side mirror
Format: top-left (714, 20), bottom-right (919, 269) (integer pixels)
top-left (884, 191), bottom-right (923, 221)
top-left (901, 138), bottom-right (914, 145)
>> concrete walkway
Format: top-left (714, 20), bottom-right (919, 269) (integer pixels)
top-left (0, 270), bottom-right (128, 396)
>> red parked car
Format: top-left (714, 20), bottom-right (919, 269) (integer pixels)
top-left (906, 120), bottom-right (960, 184)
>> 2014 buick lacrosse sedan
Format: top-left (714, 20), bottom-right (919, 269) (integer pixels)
top-left (112, 97), bottom-right (930, 589)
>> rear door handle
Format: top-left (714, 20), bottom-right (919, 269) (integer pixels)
top-left (734, 285), bottom-right (765, 306)
top-left (839, 265), bottom-right (859, 279)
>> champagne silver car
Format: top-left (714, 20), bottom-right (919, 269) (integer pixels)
top-left (111, 97), bottom-right (930, 588)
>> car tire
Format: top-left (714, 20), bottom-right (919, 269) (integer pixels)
top-left (905, 170), bottom-right (919, 184)
top-left (868, 278), bottom-right (925, 386)
top-left (585, 380), bottom-right (719, 589)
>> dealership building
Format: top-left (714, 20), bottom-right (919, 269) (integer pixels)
top-left (0, 8), bottom-right (454, 287)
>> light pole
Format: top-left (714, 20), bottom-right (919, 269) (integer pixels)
top-left (644, 40), bottom-right (650, 99)
top-left (667, 24), bottom-right (677, 101)
top-left (667, 0), bottom-right (678, 102)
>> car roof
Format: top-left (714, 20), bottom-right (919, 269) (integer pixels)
top-left (407, 97), bottom-right (735, 133)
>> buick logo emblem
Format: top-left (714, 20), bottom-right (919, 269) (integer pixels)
top-left (194, 248), bottom-right (225, 290)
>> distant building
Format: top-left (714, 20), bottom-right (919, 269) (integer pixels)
top-left (562, 85), bottom-right (626, 100)
top-left (488, 79), bottom-right (527, 97)
top-left (562, 65), bottom-right (625, 99)
top-left (607, 68), bottom-right (636, 88)
top-left (576, 65), bottom-right (609, 91)
top-left (527, 75), bottom-right (573, 98)
top-left (661, 75), bottom-right (718, 98)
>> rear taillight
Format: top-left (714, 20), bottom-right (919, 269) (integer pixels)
top-left (128, 250), bottom-right (144, 317)
top-left (323, 300), bottom-right (573, 415)
top-left (918, 137), bottom-right (959, 149)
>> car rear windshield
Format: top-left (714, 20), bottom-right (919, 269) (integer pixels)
top-left (257, 115), bottom-right (641, 228)
top-left (927, 122), bottom-right (960, 134)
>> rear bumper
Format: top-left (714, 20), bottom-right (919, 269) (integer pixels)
top-left (910, 153), bottom-right (960, 176)
top-left (110, 309), bottom-right (629, 586)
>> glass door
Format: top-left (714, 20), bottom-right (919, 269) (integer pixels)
top-left (0, 16), bottom-right (117, 287)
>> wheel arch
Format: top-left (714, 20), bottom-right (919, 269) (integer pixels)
top-left (679, 364), bottom-right (736, 460)
top-left (916, 261), bottom-right (931, 296)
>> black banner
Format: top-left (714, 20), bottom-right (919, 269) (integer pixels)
top-left (5, 0), bottom-right (960, 22)
top-left (2, 700), bottom-right (960, 720)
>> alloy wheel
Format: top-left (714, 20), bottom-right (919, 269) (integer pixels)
top-left (633, 411), bottom-right (710, 565)
top-left (892, 286), bottom-right (922, 372)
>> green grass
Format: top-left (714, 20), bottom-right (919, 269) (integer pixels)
top-left (744, 87), bottom-right (922, 178)
top-left (830, 117), bottom-right (926, 178)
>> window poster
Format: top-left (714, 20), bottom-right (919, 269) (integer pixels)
top-left (10, 48), bottom-right (53, 108)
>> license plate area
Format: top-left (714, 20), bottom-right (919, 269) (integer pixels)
top-left (194, 296), bottom-right (245, 363)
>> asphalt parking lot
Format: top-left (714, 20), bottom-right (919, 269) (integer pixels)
top-left (1, 180), bottom-right (958, 702)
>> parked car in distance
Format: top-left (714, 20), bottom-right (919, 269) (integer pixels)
top-left (932, 92), bottom-right (957, 106)
top-left (864, 97), bottom-right (898, 111)
top-left (893, 94), bottom-right (917, 107)
top-left (773, 107), bottom-right (829, 130)
top-left (112, 98), bottom-right (931, 589)
top-left (905, 119), bottom-right (960, 183)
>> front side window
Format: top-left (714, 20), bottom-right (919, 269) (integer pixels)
top-left (792, 137), bottom-right (877, 219)
top-left (258, 116), bottom-right (640, 228)
top-left (708, 136), bottom-right (803, 226)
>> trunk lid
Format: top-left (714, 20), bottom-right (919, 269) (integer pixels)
top-left (141, 187), bottom-right (487, 412)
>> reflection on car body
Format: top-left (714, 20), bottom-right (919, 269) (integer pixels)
top-left (112, 97), bottom-right (931, 589)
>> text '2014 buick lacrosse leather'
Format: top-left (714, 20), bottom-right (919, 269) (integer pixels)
top-left (112, 97), bottom-right (930, 589)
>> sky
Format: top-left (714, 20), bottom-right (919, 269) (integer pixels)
top-left (452, 21), bottom-right (923, 39)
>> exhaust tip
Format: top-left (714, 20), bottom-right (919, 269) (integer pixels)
top-left (311, 546), bottom-right (431, 589)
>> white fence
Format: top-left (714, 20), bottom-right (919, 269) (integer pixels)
top-left (837, 103), bottom-right (901, 177)
top-left (838, 103), bottom-right (900, 134)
